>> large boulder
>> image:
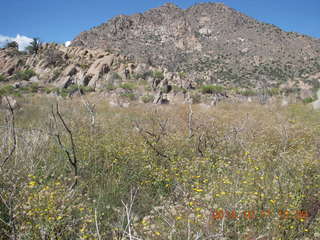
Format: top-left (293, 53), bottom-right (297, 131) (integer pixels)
top-left (86, 55), bottom-right (114, 87)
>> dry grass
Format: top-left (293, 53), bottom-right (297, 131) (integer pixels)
top-left (0, 95), bottom-right (319, 239)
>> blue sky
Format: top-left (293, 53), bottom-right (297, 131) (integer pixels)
top-left (0, 0), bottom-right (319, 48)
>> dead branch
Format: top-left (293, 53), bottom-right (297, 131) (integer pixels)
top-left (133, 120), bottom-right (169, 159)
top-left (1, 96), bottom-right (17, 168)
top-left (188, 104), bottom-right (193, 138)
top-left (51, 103), bottom-right (78, 189)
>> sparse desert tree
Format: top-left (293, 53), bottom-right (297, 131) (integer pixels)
top-left (26, 38), bottom-right (40, 55)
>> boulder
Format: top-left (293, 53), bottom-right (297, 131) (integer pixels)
top-left (86, 55), bottom-right (113, 87)
top-left (312, 99), bottom-right (320, 110)
top-left (29, 76), bottom-right (40, 83)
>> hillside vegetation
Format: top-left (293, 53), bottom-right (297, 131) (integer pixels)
top-left (0, 96), bottom-right (319, 239)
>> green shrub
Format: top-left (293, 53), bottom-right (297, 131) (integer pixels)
top-left (26, 38), bottom-right (40, 55)
top-left (120, 92), bottom-right (136, 101)
top-left (105, 83), bottom-right (116, 91)
top-left (5, 41), bottom-right (18, 49)
top-left (52, 69), bottom-right (61, 81)
top-left (200, 85), bottom-right (225, 94)
top-left (237, 89), bottom-right (257, 97)
top-left (302, 97), bottom-right (315, 104)
top-left (0, 85), bottom-right (15, 96)
top-left (50, 84), bottom-right (94, 97)
top-left (0, 74), bottom-right (6, 82)
top-left (16, 83), bottom-right (40, 94)
top-left (15, 69), bottom-right (36, 81)
top-left (120, 83), bottom-right (136, 91)
top-left (153, 70), bottom-right (164, 80)
top-left (141, 94), bottom-right (154, 103)
top-left (267, 88), bottom-right (281, 96)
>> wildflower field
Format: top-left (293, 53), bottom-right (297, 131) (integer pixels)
top-left (0, 96), bottom-right (319, 239)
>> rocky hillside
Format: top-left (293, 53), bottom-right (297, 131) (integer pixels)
top-left (71, 2), bottom-right (320, 89)
top-left (0, 43), bottom-right (196, 106)
top-left (1, 2), bottom-right (320, 107)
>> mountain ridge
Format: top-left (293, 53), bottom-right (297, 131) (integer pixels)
top-left (70, 2), bottom-right (320, 89)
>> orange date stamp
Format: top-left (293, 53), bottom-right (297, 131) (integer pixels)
top-left (212, 209), bottom-right (310, 220)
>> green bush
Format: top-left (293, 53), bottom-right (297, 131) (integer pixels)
top-left (141, 94), bottom-right (154, 103)
top-left (120, 92), bottom-right (136, 101)
top-left (50, 84), bottom-right (94, 97)
top-left (0, 85), bottom-right (15, 96)
top-left (267, 88), bottom-right (281, 96)
top-left (15, 69), bottom-right (36, 81)
top-left (237, 89), bottom-right (257, 97)
top-left (0, 74), bottom-right (6, 82)
top-left (153, 70), bottom-right (164, 80)
top-left (120, 82), bottom-right (136, 91)
top-left (172, 85), bottom-right (186, 94)
top-left (26, 38), bottom-right (40, 55)
top-left (5, 41), bottom-right (18, 49)
top-left (200, 85), bottom-right (225, 94)
top-left (303, 97), bottom-right (315, 104)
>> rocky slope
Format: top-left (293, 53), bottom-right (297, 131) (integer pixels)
top-left (71, 2), bottom-right (320, 88)
top-left (1, 2), bottom-right (320, 107)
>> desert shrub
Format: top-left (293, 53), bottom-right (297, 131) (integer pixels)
top-left (153, 70), bottom-right (164, 80)
top-left (267, 87), bottom-right (281, 96)
top-left (141, 94), bottom-right (154, 103)
top-left (19, 83), bottom-right (40, 93)
top-left (200, 84), bottom-right (225, 94)
top-left (26, 38), bottom-right (40, 55)
top-left (190, 92), bottom-right (201, 103)
top-left (55, 84), bottom-right (95, 97)
top-left (51, 69), bottom-right (61, 81)
top-left (172, 85), bottom-right (186, 94)
top-left (104, 83), bottom-right (116, 91)
top-left (120, 92), bottom-right (136, 100)
top-left (45, 48), bottom-right (64, 66)
top-left (0, 74), bottom-right (7, 82)
top-left (15, 69), bottom-right (36, 81)
top-left (120, 82), bottom-right (136, 90)
top-left (0, 85), bottom-right (15, 96)
top-left (5, 41), bottom-right (18, 49)
top-left (303, 97), bottom-right (315, 104)
top-left (0, 100), bottom-right (319, 239)
top-left (237, 88), bottom-right (258, 96)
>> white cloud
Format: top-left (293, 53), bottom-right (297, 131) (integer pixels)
top-left (65, 41), bottom-right (71, 47)
top-left (0, 34), bottom-right (33, 51)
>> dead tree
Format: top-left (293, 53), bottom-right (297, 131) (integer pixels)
top-left (51, 103), bottom-right (78, 189)
top-left (1, 96), bottom-right (17, 168)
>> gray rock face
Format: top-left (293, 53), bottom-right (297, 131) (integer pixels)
top-left (71, 2), bottom-right (320, 87)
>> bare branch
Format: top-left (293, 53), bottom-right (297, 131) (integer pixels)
top-left (51, 103), bottom-right (78, 189)
top-left (1, 96), bottom-right (17, 168)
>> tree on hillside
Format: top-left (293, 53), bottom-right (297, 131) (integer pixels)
top-left (5, 41), bottom-right (19, 49)
top-left (26, 38), bottom-right (40, 55)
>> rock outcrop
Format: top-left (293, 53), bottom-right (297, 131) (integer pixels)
top-left (71, 2), bottom-right (320, 88)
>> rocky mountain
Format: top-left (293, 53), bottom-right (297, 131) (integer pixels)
top-left (71, 2), bottom-right (320, 89)
top-left (1, 2), bottom-right (320, 107)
